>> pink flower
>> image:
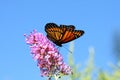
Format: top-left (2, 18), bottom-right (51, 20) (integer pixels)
top-left (24, 30), bottom-right (72, 78)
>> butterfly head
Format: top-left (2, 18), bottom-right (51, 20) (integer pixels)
top-left (54, 42), bottom-right (62, 47)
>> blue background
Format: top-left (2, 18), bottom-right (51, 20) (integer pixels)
top-left (0, 0), bottom-right (120, 80)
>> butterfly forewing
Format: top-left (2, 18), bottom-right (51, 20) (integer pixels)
top-left (46, 29), bottom-right (63, 41)
top-left (59, 30), bottom-right (83, 43)
top-left (73, 30), bottom-right (84, 38)
top-left (59, 32), bottom-right (75, 43)
top-left (45, 23), bottom-right (65, 42)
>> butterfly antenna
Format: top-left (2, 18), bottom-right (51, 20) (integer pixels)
top-left (67, 41), bottom-right (74, 54)
top-left (63, 46), bottom-right (73, 54)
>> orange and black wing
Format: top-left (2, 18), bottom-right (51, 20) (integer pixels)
top-left (60, 24), bottom-right (75, 30)
top-left (58, 29), bottom-right (84, 44)
top-left (45, 23), bottom-right (67, 46)
top-left (45, 23), bottom-right (84, 47)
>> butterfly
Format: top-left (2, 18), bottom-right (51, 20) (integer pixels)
top-left (45, 23), bottom-right (84, 47)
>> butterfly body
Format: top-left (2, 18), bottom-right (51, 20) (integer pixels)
top-left (45, 23), bottom-right (84, 47)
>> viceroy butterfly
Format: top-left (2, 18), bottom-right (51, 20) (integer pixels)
top-left (45, 23), bottom-right (84, 47)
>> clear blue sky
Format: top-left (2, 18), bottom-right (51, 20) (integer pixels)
top-left (0, 0), bottom-right (120, 80)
